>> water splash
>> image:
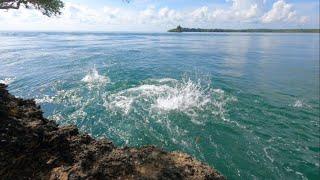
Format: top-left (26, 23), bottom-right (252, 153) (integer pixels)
top-left (104, 78), bottom-right (236, 123)
top-left (34, 76), bottom-right (238, 153)
top-left (293, 100), bottom-right (303, 108)
top-left (152, 79), bottom-right (210, 112)
top-left (81, 66), bottom-right (110, 86)
top-left (291, 99), bottom-right (311, 108)
top-left (0, 77), bottom-right (15, 85)
top-left (35, 95), bottom-right (54, 104)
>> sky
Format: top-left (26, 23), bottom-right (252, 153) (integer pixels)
top-left (0, 0), bottom-right (319, 32)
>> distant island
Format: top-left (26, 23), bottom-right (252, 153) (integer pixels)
top-left (168, 26), bottom-right (320, 33)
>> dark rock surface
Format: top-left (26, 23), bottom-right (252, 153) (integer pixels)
top-left (0, 83), bottom-right (225, 180)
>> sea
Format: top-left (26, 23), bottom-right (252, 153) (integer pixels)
top-left (0, 32), bottom-right (319, 179)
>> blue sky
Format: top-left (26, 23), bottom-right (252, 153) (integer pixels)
top-left (0, 0), bottom-right (319, 31)
top-left (74, 0), bottom-right (316, 9)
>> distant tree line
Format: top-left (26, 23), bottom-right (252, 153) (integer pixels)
top-left (168, 26), bottom-right (320, 33)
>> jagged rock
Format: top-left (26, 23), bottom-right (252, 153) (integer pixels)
top-left (0, 83), bottom-right (225, 180)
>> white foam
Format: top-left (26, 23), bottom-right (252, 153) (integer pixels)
top-left (263, 147), bottom-right (274, 163)
top-left (293, 100), bottom-right (303, 108)
top-left (105, 84), bottom-right (170, 114)
top-left (0, 77), bottom-right (15, 85)
top-left (152, 78), bottom-right (178, 83)
top-left (35, 88), bottom-right (82, 106)
top-left (35, 95), bottom-right (54, 104)
top-left (292, 99), bottom-right (310, 108)
top-left (153, 79), bottom-right (210, 112)
top-left (82, 67), bottom-right (109, 85)
top-left (51, 113), bottom-right (64, 122)
top-left (104, 78), bottom-right (237, 124)
top-left (107, 95), bottom-right (134, 114)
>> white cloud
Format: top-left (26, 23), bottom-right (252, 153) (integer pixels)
top-left (229, 0), bottom-right (265, 18)
top-left (191, 6), bottom-right (209, 21)
top-left (136, 6), bottom-right (182, 25)
top-left (0, 0), bottom-right (313, 31)
top-left (261, 0), bottom-right (308, 24)
top-left (190, 0), bottom-right (265, 24)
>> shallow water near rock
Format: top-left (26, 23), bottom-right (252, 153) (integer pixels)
top-left (0, 32), bottom-right (319, 179)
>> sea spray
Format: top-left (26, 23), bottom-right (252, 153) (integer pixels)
top-left (0, 77), bottom-right (16, 85)
top-left (81, 66), bottom-right (110, 87)
top-left (34, 75), bottom-right (237, 147)
top-left (104, 78), bottom-right (237, 124)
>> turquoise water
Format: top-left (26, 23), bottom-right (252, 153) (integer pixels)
top-left (0, 32), bottom-right (319, 179)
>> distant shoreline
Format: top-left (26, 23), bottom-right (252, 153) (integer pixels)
top-left (168, 26), bottom-right (320, 33)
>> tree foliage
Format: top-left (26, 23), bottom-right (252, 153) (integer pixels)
top-left (0, 0), bottom-right (64, 17)
top-left (168, 25), bottom-right (183, 32)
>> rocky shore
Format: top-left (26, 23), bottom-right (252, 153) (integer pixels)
top-left (0, 83), bottom-right (224, 179)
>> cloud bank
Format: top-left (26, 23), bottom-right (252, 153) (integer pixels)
top-left (261, 0), bottom-right (308, 23)
top-left (0, 0), bottom-right (316, 31)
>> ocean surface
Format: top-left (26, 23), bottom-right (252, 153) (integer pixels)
top-left (0, 32), bottom-right (319, 179)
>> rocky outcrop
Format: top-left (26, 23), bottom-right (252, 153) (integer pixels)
top-left (0, 83), bottom-right (225, 180)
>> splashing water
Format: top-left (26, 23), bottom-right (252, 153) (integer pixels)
top-left (81, 67), bottom-right (109, 86)
top-left (0, 77), bottom-right (15, 85)
top-left (153, 79), bottom-right (210, 112)
top-left (293, 100), bottom-right (303, 108)
top-left (291, 99), bottom-right (311, 108)
top-left (33, 76), bottom-right (237, 151)
top-left (104, 78), bottom-right (236, 123)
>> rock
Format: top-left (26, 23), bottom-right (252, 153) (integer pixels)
top-left (0, 83), bottom-right (225, 180)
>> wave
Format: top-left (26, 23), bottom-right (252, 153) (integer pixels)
top-left (35, 95), bottom-right (54, 104)
top-left (293, 100), bottom-right (303, 108)
top-left (291, 99), bottom-right (311, 108)
top-left (0, 77), bottom-right (15, 85)
top-left (104, 78), bottom-right (237, 124)
top-left (81, 66), bottom-right (110, 87)
top-left (152, 79), bottom-right (210, 112)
